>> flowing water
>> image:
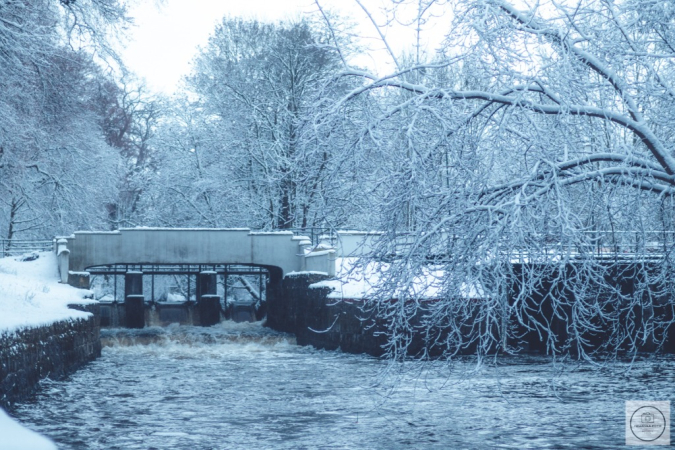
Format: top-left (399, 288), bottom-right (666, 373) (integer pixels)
top-left (9, 322), bottom-right (675, 449)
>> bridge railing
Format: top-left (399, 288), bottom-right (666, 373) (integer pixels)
top-left (383, 230), bottom-right (675, 261)
top-left (0, 239), bottom-right (53, 259)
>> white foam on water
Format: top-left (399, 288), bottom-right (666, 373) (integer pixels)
top-left (100, 323), bottom-right (300, 363)
top-left (152, 431), bottom-right (190, 437)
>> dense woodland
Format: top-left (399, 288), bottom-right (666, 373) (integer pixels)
top-left (3, 0), bottom-right (675, 359)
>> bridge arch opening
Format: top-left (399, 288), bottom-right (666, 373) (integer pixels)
top-left (87, 263), bottom-right (283, 328)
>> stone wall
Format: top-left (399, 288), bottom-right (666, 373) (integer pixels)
top-left (0, 304), bottom-right (100, 408)
top-left (267, 273), bottom-right (387, 357)
top-left (269, 269), bottom-right (675, 358)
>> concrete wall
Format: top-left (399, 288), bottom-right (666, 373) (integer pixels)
top-left (267, 273), bottom-right (387, 356)
top-left (0, 304), bottom-right (100, 408)
top-left (267, 263), bottom-right (675, 358)
top-left (64, 228), bottom-right (335, 278)
top-left (509, 262), bottom-right (675, 354)
top-left (303, 250), bottom-right (336, 274)
top-left (267, 275), bottom-right (482, 357)
top-left (335, 231), bottom-right (382, 257)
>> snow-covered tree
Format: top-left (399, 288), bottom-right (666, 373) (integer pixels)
top-left (94, 79), bottom-right (164, 229)
top-left (322, 0), bottom-right (675, 360)
top-left (183, 18), bottom-right (347, 229)
top-left (0, 0), bottom-right (130, 238)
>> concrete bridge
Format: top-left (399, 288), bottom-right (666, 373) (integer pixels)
top-left (54, 228), bottom-right (340, 327)
top-left (57, 228), bottom-right (336, 281)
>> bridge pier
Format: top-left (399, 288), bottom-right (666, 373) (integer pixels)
top-left (264, 268), bottom-right (284, 329)
top-left (124, 271), bottom-right (145, 329)
top-left (197, 271), bottom-right (220, 326)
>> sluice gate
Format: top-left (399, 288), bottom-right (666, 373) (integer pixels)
top-left (87, 264), bottom-right (270, 328)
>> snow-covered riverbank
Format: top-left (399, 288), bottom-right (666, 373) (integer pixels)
top-left (0, 252), bottom-right (95, 334)
top-left (0, 408), bottom-right (56, 450)
top-left (0, 251), bottom-right (98, 447)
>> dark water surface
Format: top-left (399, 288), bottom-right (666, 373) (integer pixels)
top-left (10, 322), bottom-right (675, 449)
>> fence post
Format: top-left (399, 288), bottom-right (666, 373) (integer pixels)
top-left (56, 239), bottom-right (70, 284)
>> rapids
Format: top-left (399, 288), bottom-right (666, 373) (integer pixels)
top-left (9, 322), bottom-right (675, 449)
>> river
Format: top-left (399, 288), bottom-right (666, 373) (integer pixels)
top-left (9, 322), bottom-right (675, 449)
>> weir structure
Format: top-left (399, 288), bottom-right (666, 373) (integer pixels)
top-left (55, 228), bottom-right (336, 328)
top-left (51, 228), bottom-right (675, 355)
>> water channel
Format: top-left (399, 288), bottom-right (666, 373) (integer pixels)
top-left (10, 322), bottom-right (675, 449)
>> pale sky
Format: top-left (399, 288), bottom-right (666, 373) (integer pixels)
top-left (122, 0), bottom-right (449, 95)
top-left (123, 0), bottom-right (315, 94)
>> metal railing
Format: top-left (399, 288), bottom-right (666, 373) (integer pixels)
top-left (0, 239), bottom-right (53, 258)
top-left (381, 230), bottom-right (675, 261)
top-left (507, 231), bottom-right (675, 261)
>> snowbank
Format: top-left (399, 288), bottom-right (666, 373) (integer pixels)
top-left (0, 409), bottom-right (56, 450)
top-left (310, 258), bottom-right (380, 299)
top-left (311, 257), bottom-right (484, 300)
top-left (311, 257), bottom-right (442, 299)
top-left (0, 252), bottom-right (95, 333)
top-left (285, 270), bottom-right (329, 277)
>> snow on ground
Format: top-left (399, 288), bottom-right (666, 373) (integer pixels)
top-left (310, 258), bottom-right (381, 299)
top-left (311, 257), bottom-right (485, 300)
top-left (0, 409), bottom-right (56, 450)
top-left (0, 251), bottom-right (95, 334)
top-left (311, 257), bottom-right (443, 300)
